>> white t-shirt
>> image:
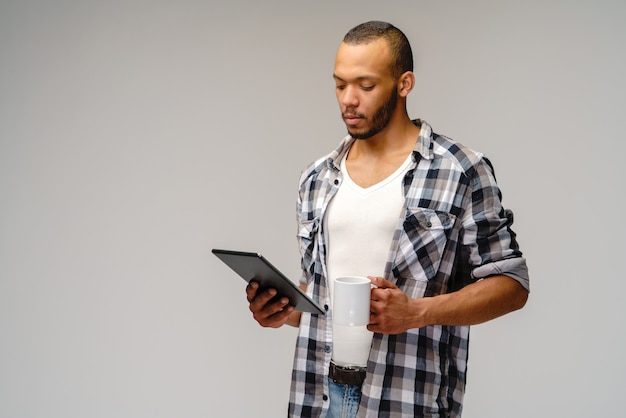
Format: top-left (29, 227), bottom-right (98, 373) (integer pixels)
top-left (326, 151), bottom-right (412, 367)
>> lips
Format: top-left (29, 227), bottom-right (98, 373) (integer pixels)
top-left (343, 114), bottom-right (362, 126)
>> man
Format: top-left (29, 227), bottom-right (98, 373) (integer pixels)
top-left (246, 21), bottom-right (529, 417)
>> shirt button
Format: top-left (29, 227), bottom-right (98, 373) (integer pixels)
top-left (325, 346), bottom-right (331, 353)
top-left (334, 179), bottom-right (339, 185)
top-left (426, 221), bottom-right (433, 228)
top-left (324, 304), bottom-right (329, 311)
top-left (323, 395), bottom-right (328, 401)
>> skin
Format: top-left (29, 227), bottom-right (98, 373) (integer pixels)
top-left (246, 38), bottom-right (528, 333)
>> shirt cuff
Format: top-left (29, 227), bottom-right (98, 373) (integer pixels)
top-left (472, 257), bottom-right (530, 292)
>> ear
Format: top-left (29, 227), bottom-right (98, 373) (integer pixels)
top-left (397, 71), bottom-right (415, 98)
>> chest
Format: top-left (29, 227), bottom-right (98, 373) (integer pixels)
top-left (345, 154), bottom-right (411, 189)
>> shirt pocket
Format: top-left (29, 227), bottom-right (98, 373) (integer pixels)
top-left (393, 208), bottom-right (456, 298)
top-left (297, 217), bottom-right (320, 278)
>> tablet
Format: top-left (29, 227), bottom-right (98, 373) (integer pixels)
top-left (212, 249), bottom-right (325, 315)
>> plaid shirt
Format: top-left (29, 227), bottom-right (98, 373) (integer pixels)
top-left (288, 120), bottom-right (529, 417)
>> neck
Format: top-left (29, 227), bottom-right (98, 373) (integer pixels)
top-left (351, 113), bottom-right (419, 157)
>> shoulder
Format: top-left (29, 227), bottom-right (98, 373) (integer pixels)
top-left (430, 132), bottom-right (487, 177)
top-left (298, 135), bottom-right (353, 187)
top-left (298, 154), bottom-right (332, 191)
top-left (415, 120), bottom-right (487, 176)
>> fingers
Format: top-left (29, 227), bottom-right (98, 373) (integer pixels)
top-left (246, 281), bottom-right (294, 328)
top-left (246, 282), bottom-right (283, 307)
top-left (253, 298), bottom-right (294, 328)
top-left (245, 281), bottom-right (260, 303)
top-left (255, 304), bottom-right (294, 328)
top-left (368, 276), bottom-right (398, 290)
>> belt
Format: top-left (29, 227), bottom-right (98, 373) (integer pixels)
top-left (329, 361), bottom-right (366, 386)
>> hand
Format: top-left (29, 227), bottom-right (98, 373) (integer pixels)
top-left (246, 281), bottom-right (295, 328)
top-left (368, 276), bottom-right (427, 334)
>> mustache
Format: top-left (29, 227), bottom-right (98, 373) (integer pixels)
top-left (342, 110), bottom-right (366, 118)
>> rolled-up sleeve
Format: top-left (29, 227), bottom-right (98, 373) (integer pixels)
top-left (462, 157), bottom-right (530, 291)
top-left (472, 257), bottom-right (530, 291)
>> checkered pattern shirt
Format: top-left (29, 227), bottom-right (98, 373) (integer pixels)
top-left (288, 120), bottom-right (529, 417)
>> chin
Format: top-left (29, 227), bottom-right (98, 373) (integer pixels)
top-left (348, 128), bottom-right (378, 140)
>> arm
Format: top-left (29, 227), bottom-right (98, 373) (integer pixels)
top-left (368, 275), bottom-right (528, 335)
top-left (246, 281), bottom-right (303, 328)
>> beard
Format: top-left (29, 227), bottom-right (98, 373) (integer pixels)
top-left (346, 89), bottom-right (398, 140)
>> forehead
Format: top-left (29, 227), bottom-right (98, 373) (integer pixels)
top-left (334, 38), bottom-right (394, 80)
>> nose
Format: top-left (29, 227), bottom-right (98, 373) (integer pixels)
top-left (338, 85), bottom-right (359, 109)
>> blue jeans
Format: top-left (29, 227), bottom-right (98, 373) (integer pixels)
top-left (327, 377), bottom-right (361, 418)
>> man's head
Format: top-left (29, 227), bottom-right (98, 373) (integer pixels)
top-left (342, 21), bottom-right (414, 79)
top-left (334, 21), bottom-right (415, 140)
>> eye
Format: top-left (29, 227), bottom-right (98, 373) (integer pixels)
top-left (361, 85), bottom-right (375, 91)
top-left (336, 84), bottom-right (346, 91)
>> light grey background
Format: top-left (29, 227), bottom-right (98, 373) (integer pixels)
top-left (1, 1), bottom-right (624, 417)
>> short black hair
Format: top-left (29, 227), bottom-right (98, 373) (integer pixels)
top-left (343, 21), bottom-right (414, 78)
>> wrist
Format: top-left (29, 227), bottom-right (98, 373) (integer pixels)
top-left (286, 310), bottom-right (302, 327)
top-left (409, 296), bottom-right (433, 329)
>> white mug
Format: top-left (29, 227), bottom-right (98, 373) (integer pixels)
top-left (332, 276), bottom-right (371, 326)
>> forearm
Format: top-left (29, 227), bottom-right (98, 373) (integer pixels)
top-left (410, 275), bottom-right (528, 328)
top-left (285, 283), bottom-right (307, 327)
